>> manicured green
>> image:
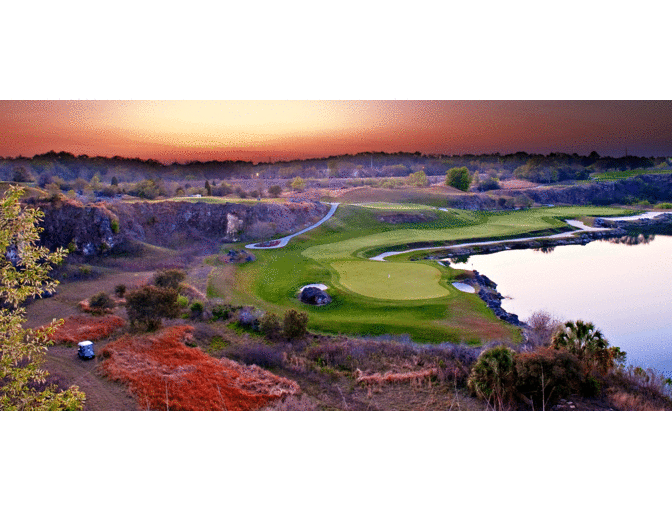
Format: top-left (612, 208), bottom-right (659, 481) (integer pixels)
top-left (331, 260), bottom-right (450, 300)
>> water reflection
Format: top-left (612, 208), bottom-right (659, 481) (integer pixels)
top-left (606, 234), bottom-right (656, 246)
top-left (450, 235), bottom-right (672, 376)
top-left (533, 245), bottom-right (556, 254)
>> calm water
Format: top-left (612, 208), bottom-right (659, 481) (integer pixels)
top-left (450, 235), bottom-right (672, 376)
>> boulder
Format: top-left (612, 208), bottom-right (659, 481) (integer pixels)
top-left (300, 286), bottom-right (332, 306)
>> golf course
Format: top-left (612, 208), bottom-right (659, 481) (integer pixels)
top-left (208, 200), bottom-right (630, 345)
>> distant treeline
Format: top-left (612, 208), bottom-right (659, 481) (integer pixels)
top-left (1, 150), bottom-right (670, 185)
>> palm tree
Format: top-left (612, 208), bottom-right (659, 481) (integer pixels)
top-left (551, 320), bottom-right (623, 374)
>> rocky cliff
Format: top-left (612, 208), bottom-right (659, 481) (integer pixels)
top-left (36, 198), bottom-right (330, 256)
top-left (511, 174), bottom-right (672, 206)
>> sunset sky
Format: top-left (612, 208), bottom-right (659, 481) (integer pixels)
top-left (2, 100), bottom-right (671, 164)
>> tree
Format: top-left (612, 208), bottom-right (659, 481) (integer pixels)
top-left (11, 166), bottom-right (33, 183)
top-left (125, 285), bottom-right (180, 330)
top-left (1, 186), bottom-right (85, 410)
top-left (446, 166), bottom-right (472, 191)
top-left (551, 320), bottom-right (625, 375)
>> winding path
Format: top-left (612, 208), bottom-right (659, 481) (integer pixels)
top-left (369, 211), bottom-right (667, 262)
top-left (245, 202), bottom-right (340, 249)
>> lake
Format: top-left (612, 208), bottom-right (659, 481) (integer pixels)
top-left (450, 235), bottom-right (672, 376)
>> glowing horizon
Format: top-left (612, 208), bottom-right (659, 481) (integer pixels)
top-left (1, 100), bottom-right (671, 164)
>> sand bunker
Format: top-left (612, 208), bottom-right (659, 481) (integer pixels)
top-left (300, 283), bottom-right (328, 292)
top-left (452, 282), bottom-right (476, 293)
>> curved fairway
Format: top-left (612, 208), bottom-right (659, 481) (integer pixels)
top-left (331, 261), bottom-right (450, 300)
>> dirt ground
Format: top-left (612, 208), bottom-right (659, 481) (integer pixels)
top-left (44, 342), bottom-right (138, 410)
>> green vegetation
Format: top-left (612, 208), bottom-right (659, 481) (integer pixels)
top-left (125, 285), bottom-right (180, 330)
top-left (591, 168), bottom-right (672, 181)
top-left (406, 170), bottom-right (428, 187)
top-left (446, 166), bottom-right (472, 191)
top-left (210, 202), bottom-right (629, 344)
top-left (1, 186), bottom-right (86, 410)
top-left (331, 260), bottom-right (450, 300)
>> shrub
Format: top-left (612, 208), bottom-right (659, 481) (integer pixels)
top-left (153, 268), bottom-right (186, 289)
top-left (446, 166), bottom-right (471, 191)
top-left (177, 294), bottom-right (189, 308)
top-left (111, 219), bottom-right (120, 233)
top-left (229, 344), bottom-right (285, 369)
top-left (190, 301), bottom-right (204, 319)
top-left (291, 177), bottom-right (306, 191)
top-left (114, 284), bottom-right (126, 298)
top-left (125, 285), bottom-right (180, 330)
top-left (282, 309), bottom-right (309, 341)
top-left (211, 304), bottom-right (231, 321)
top-left (260, 312), bottom-right (282, 341)
top-left (514, 347), bottom-right (584, 409)
top-left (467, 345), bottom-right (516, 410)
top-left (406, 170), bottom-right (428, 187)
top-left (267, 185), bottom-right (282, 198)
top-left (238, 307), bottom-right (264, 331)
top-left (525, 310), bottom-right (561, 349)
top-left (88, 292), bottom-right (115, 314)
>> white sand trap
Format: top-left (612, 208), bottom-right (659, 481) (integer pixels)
top-left (452, 282), bottom-right (476, 293)
top-left (300, 283), bottom-right (328, 292)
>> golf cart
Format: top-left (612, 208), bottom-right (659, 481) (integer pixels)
top-left (77, 340), bottom-right (95, 360)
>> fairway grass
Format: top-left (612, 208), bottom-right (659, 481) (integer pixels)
top-left (210, 203), bottom-right (630, 345)
top-left (331, 260), bottom-right (450, 300)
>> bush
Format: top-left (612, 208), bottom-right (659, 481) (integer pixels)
top-left (467, 345), bottom-right (516, 410)
top-left (229, 344), bottom-right (284, 369)
top-left (514, 347), bottom-right (584, 409)
top-left (211, 304), bottom-right (231, 321)
top-left (238, 307), bottom-right (264, 331)
top-left (282, 309), bottom-right (309, 341)
top-left (88, 292), bottom-right (116, 314)
top-left (446, 166), bottom-right (471, 191)
top-left (406, 170), bottom-right (428, 187)
top-left (177, 295), bottom-right (189, 308)
top-left (114, 284), bottom-right (126, 298)
top-left (291, 177), bottom-right (306, 191)
top-left (125, 285), bottom-right (180, 330)
top-left (153, 268), bottom-right (186, 290)
top-left (267, 185), bottom-right (282, 198)
top-left (260, 312), bottom-right (282, 341)
top-left (190, 301), bottom-right (204, 319)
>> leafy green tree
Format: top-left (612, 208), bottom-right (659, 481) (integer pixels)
top-left (1, 186), bottom-right (85, 410)
top-left (446, 166), bottom-right (472, 191)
